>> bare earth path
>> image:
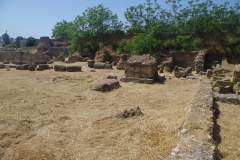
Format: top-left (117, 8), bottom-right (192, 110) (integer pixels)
top-left (0, 62), bottom-right (198, 160)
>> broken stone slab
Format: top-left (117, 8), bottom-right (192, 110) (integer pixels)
top-left (103, 73), bottom-right (117, 79)
top-left (214, 80), bottom-right (234, 88)
top-left (54, 65), bottom-right (66, 72)
top-left (174, 71), bottom-right (186, 78)
top-left (66, 66), bottom-right (81, 72)
top-left (122, 106), bottom-right (143, 118)
top-left (92, 79), bottom-right (120, 92)
top-left (87, 60), bottom-right (95, 68)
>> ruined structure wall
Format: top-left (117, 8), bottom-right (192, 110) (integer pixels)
top-left (47, 47), bottom-right (68, 58)
top-left (172, 51), bottom-right (199, 68)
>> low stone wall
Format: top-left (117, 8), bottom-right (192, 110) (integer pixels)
top-left (170, 79), bottom-right (215, 159)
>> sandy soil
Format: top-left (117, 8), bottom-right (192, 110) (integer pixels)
top-left (0, 62), bottom-right (199, 160)
top-left (216, 102), bottom-right (240, 160)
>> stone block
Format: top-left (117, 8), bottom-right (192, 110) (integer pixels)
top-left (67, 55), bottom-right (83, 63)
top-left (158, 74), bottom-right (165, 82)
top-left (38, 64), bottom-right (49, 70)
top-left (66, 66), bottom-right (81, 72)
top-left (207, 69), bottom-right (212, 79)
top-left (92, 80), bottom-right (120, 92)
top-left (87, 60), bottom-right (95, 68)
top-left (28, 65), bottom-right (36, 71)
top-left (174, 71), bottom-right (186, 78)
top-left (0, 64), bottom-right (4, 69)
top-left (214, 80), bottom-right (234, 87)
top-left (184, 67), bottom-right (192, 75)
top-left (93, 62), bottom-right (105, 69)
top-left (16, 65), bottom-right (24, 70)
top-left (122, 106), bottom-right (143, 118)
top-left (103, 73), bottom-right (117, 79)
top-left (104, 63), bottom-right (112, 69)
top-left (163, 67), bottom-right (171, 73)
top-left (54, 65), bottom-right (66, 72)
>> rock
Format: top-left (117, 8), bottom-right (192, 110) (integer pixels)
top-left (103, 73), bottom-right (117, 79)
top-left (28, 65), bottom-right (36, 71)
top-left (67, 53), bottom-right (83, 63)
top-left (116, 54), bottom-right (127, 70)
top-left (214, 61), bottom-right (220, 67)
top-left (216, 64), bottom-right (221, 69)
top-left (38, 64), bottom-right (49, 70)
top-left (83, 57), bottom-right (90, 62)
top-left (93, 62), bottom-right (105, 69)
top-left (105, 61), bottom-right (110, 64)
top-left (22, 64), bottom-right (30, 70)
top-left (161, 60), bottom-right (173, 69)
top-left (53, 57), bottom-right (65, 62)
top-left (184, 67), bottom-right (192, 75)
top-left (66, 66), bottom-right (82, 72)
top-left (47, 61), bottom-right (53, 64)
top-left (174, 66), bottom-right (179, 72)
top-left (16, 65), bottom-right (24, 70)
top-left (0, 64), bottom-right (4, 69)
top-left (3, 60), bottom-right (10, 64)
top-left (122, 106), bottom-right (143, 118)
top-left (232, 71), bottom-right (240, 83)
top-left (104, 63), bottom-right (112, 69)
top-left (111, 61), bottom-right (117, 66)
top-left (207, 69), bottom-right (212, 79)
top-left (54, 65), bottom-right (66, 72)
top-left (158, 74), bottom-right (165, 82)
top-left (87, 69), bottom-right (96, 72)
top-left (163, 67), bottom-right (171, 73)
top-left (92, 79), bottom-right (120, 92)
top-left (87, 60), bottom-right (95, 68)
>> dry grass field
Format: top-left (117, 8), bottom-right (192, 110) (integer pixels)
top-left (0, 62), bottom-right (199, 160)
top-left (216, 102), bottom-right (240, 160)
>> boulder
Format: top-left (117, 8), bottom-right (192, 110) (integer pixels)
top-left (122, 106), bottom-right (143, 118)
top-left (54, 65), bottom-right (66, 72)
top-left (92, 79), bottom-right (120, 92)
top-left (66, 66), bottom-right (82, 72)
top-left (93, 62), bottom-right (105, 69)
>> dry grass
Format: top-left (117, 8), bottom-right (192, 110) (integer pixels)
top-left (0, 62), bottom-right (198, 160)
top-left (216, 102), bottom-right (240, 160)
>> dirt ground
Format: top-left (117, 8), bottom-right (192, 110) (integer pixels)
top-left (0, 62), bottom-right (199, 160)
top-left (216, 102), bottom-right (240, 160)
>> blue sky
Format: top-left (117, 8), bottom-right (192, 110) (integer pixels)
top-left (0, 0), bottom-right (238, 39)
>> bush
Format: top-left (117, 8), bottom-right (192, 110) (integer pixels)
top-left (117, 39), bottom-right (132, 54)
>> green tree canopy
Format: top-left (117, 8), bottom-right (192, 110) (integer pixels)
top-left (26, 37), bottom-right (38, 47)
top-left (68, 4), bottom-right (124, 54)
top-left (2, 33), bottom-right (10, 45)
top-left (52, 20), bottom-right (74, 40)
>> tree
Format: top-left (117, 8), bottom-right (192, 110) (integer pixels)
top-left (26, 37), bottom-right (38, 47)
top-left (68, 4), bottom-right (124, 54)
top-left (2, 33), bottom-right (10, 45)
top-left (52, 20), bottom-right (73, 40)
top-left (15, 36), bottom-right (24, 47)
top-left (124, 0), bottom-right (161, 34)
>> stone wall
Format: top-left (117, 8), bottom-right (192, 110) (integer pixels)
top-left (172, 51), bottom-right (199, 68)
top-left (46, 47), bottom-right (68, 58)
top-left (170, 80), bottom-right (215, 159)
top-left (0, 51), bottom-right (48, 64)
